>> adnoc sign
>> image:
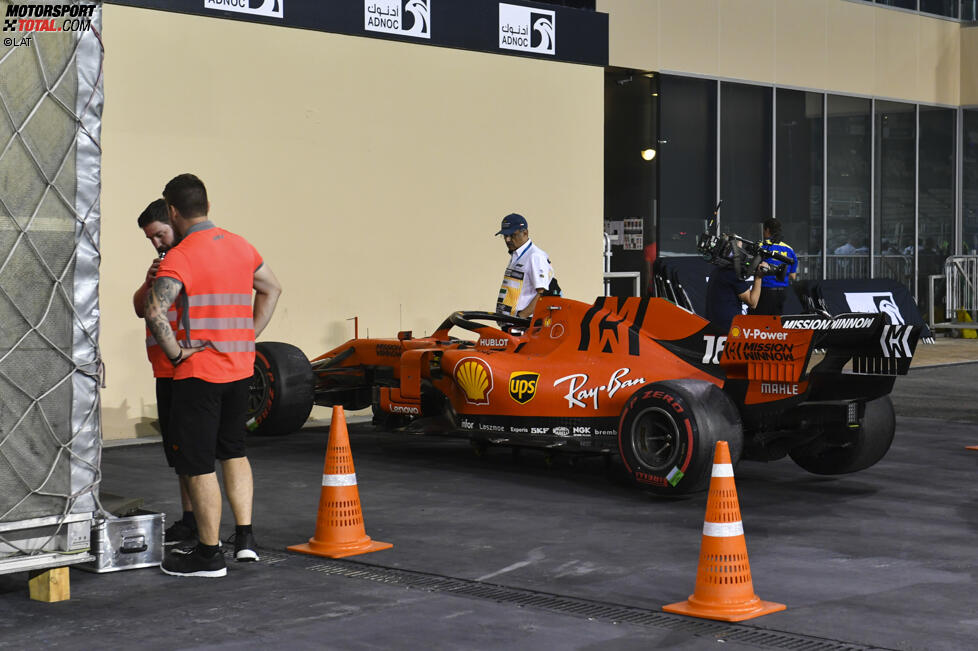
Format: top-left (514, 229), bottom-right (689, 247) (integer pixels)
top-left (498, 2), bottom-right (554, 55)
top-left (109, 0), bottom-right (606, 66)
top-left (203, 0), bottom-right (283, 19)
top-left (365, 0), bottom-right (430, 39)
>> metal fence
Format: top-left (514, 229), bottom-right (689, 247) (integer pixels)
top-left (0, 1), bottom-right (104, 573)
top-left (942, 256), bottom-right (978, 321)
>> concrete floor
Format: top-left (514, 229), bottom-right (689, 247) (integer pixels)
top-left (1, 361), bottom-right (976, 650)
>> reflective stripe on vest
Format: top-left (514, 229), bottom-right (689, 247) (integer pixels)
top-left (188, 293), bottom-right (252, 307)
top-left (187, 317), bottom-right (255, 331)
top-left (185, 339), bottom-right (257, 353)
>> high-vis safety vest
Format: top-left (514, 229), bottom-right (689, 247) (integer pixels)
top-left (145, 305), bottom-right (182, 378)
top-left (156, 221), bottom-right (262, 383)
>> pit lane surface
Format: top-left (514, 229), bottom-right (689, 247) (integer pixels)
top-left (1, 362), bottom-right (975, 650)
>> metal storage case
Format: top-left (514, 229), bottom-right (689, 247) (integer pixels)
top-left (81, 511), bottom-right (164, 573)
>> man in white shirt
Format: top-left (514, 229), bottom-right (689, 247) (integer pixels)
top-left (495, 213), bottom-right (555, 318)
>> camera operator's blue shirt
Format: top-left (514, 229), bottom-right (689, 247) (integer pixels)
top-left (706, 267), bottom-right (750, 332)
top-left (761, 240), bottom-right (798, 289)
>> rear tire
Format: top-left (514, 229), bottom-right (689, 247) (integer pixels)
top-left (246, 342), bottom-right (314, 436)
top-left (789, 396), bottom-right (895, 475)
top-left (617, 380), bottom-right (742, 495)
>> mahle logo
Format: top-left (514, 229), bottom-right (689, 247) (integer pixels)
top-left (508, 371), bottom-right (539, 404)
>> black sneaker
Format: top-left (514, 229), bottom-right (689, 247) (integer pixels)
top-left (164, 520), bottom-right (197, 546)
top-left (227, 531), bottom-right (260, 562)
top-left (172, 537), bottom-right (216, 556)
top-left (161, 546), bottom-right (227, 578)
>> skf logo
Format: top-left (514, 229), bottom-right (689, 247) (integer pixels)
top-left (454, 357), bottom-right (493, 405)
top-left (508, 372), bottom-right (539, 404)
top-left (204, 0), bottom-right (284, 19)
top-left (499, 2), bottom-right (555, 55)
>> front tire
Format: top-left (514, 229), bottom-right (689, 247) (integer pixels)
top-left (789, 395), bottom-right (895, 475)
top-left (617, 380), bottom-right (742, 495)
top-left (246, 342), bottom-right (314, 436)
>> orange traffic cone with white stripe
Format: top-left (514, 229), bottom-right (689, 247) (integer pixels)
top-left (663, 440), bottom-right (785, 622)
top-left (288, 405), bottom-right (393, 558)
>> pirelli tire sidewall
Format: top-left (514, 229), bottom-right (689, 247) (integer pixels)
top-left (247, 342), bottom-right (315, 436)
top-left (617, 380), bottom-right (743, 494)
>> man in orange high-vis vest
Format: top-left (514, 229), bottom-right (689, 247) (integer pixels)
top-left (132, 198), bottom-right (198, 550)
top-left (145, 174), bottom-right (282, 578)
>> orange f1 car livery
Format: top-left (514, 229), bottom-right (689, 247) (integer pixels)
top-left (246, 295), bottom-right (920, 494)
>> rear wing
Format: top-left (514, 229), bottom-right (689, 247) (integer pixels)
top-left (780, 312), bottom-right (920, 376)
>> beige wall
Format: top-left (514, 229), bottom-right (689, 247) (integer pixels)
top-left (599, 0), bottom-right (962, 105)
top-left (100, 6), bottom-right (603, 440)
top-left (963, 26), bottom-right (978, 106)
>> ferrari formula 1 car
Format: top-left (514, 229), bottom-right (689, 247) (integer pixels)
top-left (245, 295), bottom-right (920, 494)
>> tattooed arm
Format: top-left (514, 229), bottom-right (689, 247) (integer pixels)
top-left (144, 276), bottom-right (203, 365)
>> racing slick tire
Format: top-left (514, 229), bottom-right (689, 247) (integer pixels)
top-left (788, 395), bottom-right (895, 475)
top-left (246, 342), bottom-right (315, 436)
top-left (617, 380), bottom-right (742, 495)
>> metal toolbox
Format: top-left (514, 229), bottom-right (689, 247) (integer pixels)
top-left (80, 510), bottom-right (164, 573)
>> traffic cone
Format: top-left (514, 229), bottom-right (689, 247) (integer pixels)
top-left (288, 406), bottom-right (393, 558)
top-left (663, 441), bottom-right (785, 622)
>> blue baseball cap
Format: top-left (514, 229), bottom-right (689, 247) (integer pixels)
top-left (496, 213), bottom-right (528, 236)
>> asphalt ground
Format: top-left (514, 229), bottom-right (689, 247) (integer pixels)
top-left (1, 362), bottom-right (976, 650)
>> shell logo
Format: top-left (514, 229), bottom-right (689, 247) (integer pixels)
top-left (730, 326), bottom-right (741, 338)
top-left (453, 357), bottom-right (493, 405)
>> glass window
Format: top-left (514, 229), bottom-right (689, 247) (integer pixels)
top-left (776, 89), bottom-right (824, 280)
top-left (720, 82), bottom-right (772, 241)
top-left (876, 0), bottom-right (917, 9)
top-left (604, 70), bottom-right (656, 297)
top-left (919, 0), bottom-right (958, 17)
top-left (658, 75), bottom-right (717, 256)
top-left (918, 106), bottom-right (955, 315)
top-left (874, 101), bottom-right (915, 290)
top-left (826, 95), bottom-right (872, 279)
top-left (964, 110), bottom-right (978, 255)
top-left (964, 1), bottom-right (977, 20)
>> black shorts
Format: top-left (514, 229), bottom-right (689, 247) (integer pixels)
top-left (156, 377), bottom-right (176, 467)
top-left (168, 377), bottom-right (250, 477)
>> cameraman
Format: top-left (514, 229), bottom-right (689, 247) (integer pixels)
top-left (750, 218), bottom-right (797, 315)
top-left (705, 257), bottom-right (768, 333)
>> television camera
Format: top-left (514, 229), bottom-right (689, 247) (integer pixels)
top-left (696, 201), bottom-right (791, 282)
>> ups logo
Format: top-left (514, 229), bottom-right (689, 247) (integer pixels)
top-left (509, 372), bottom-right (539, 404)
